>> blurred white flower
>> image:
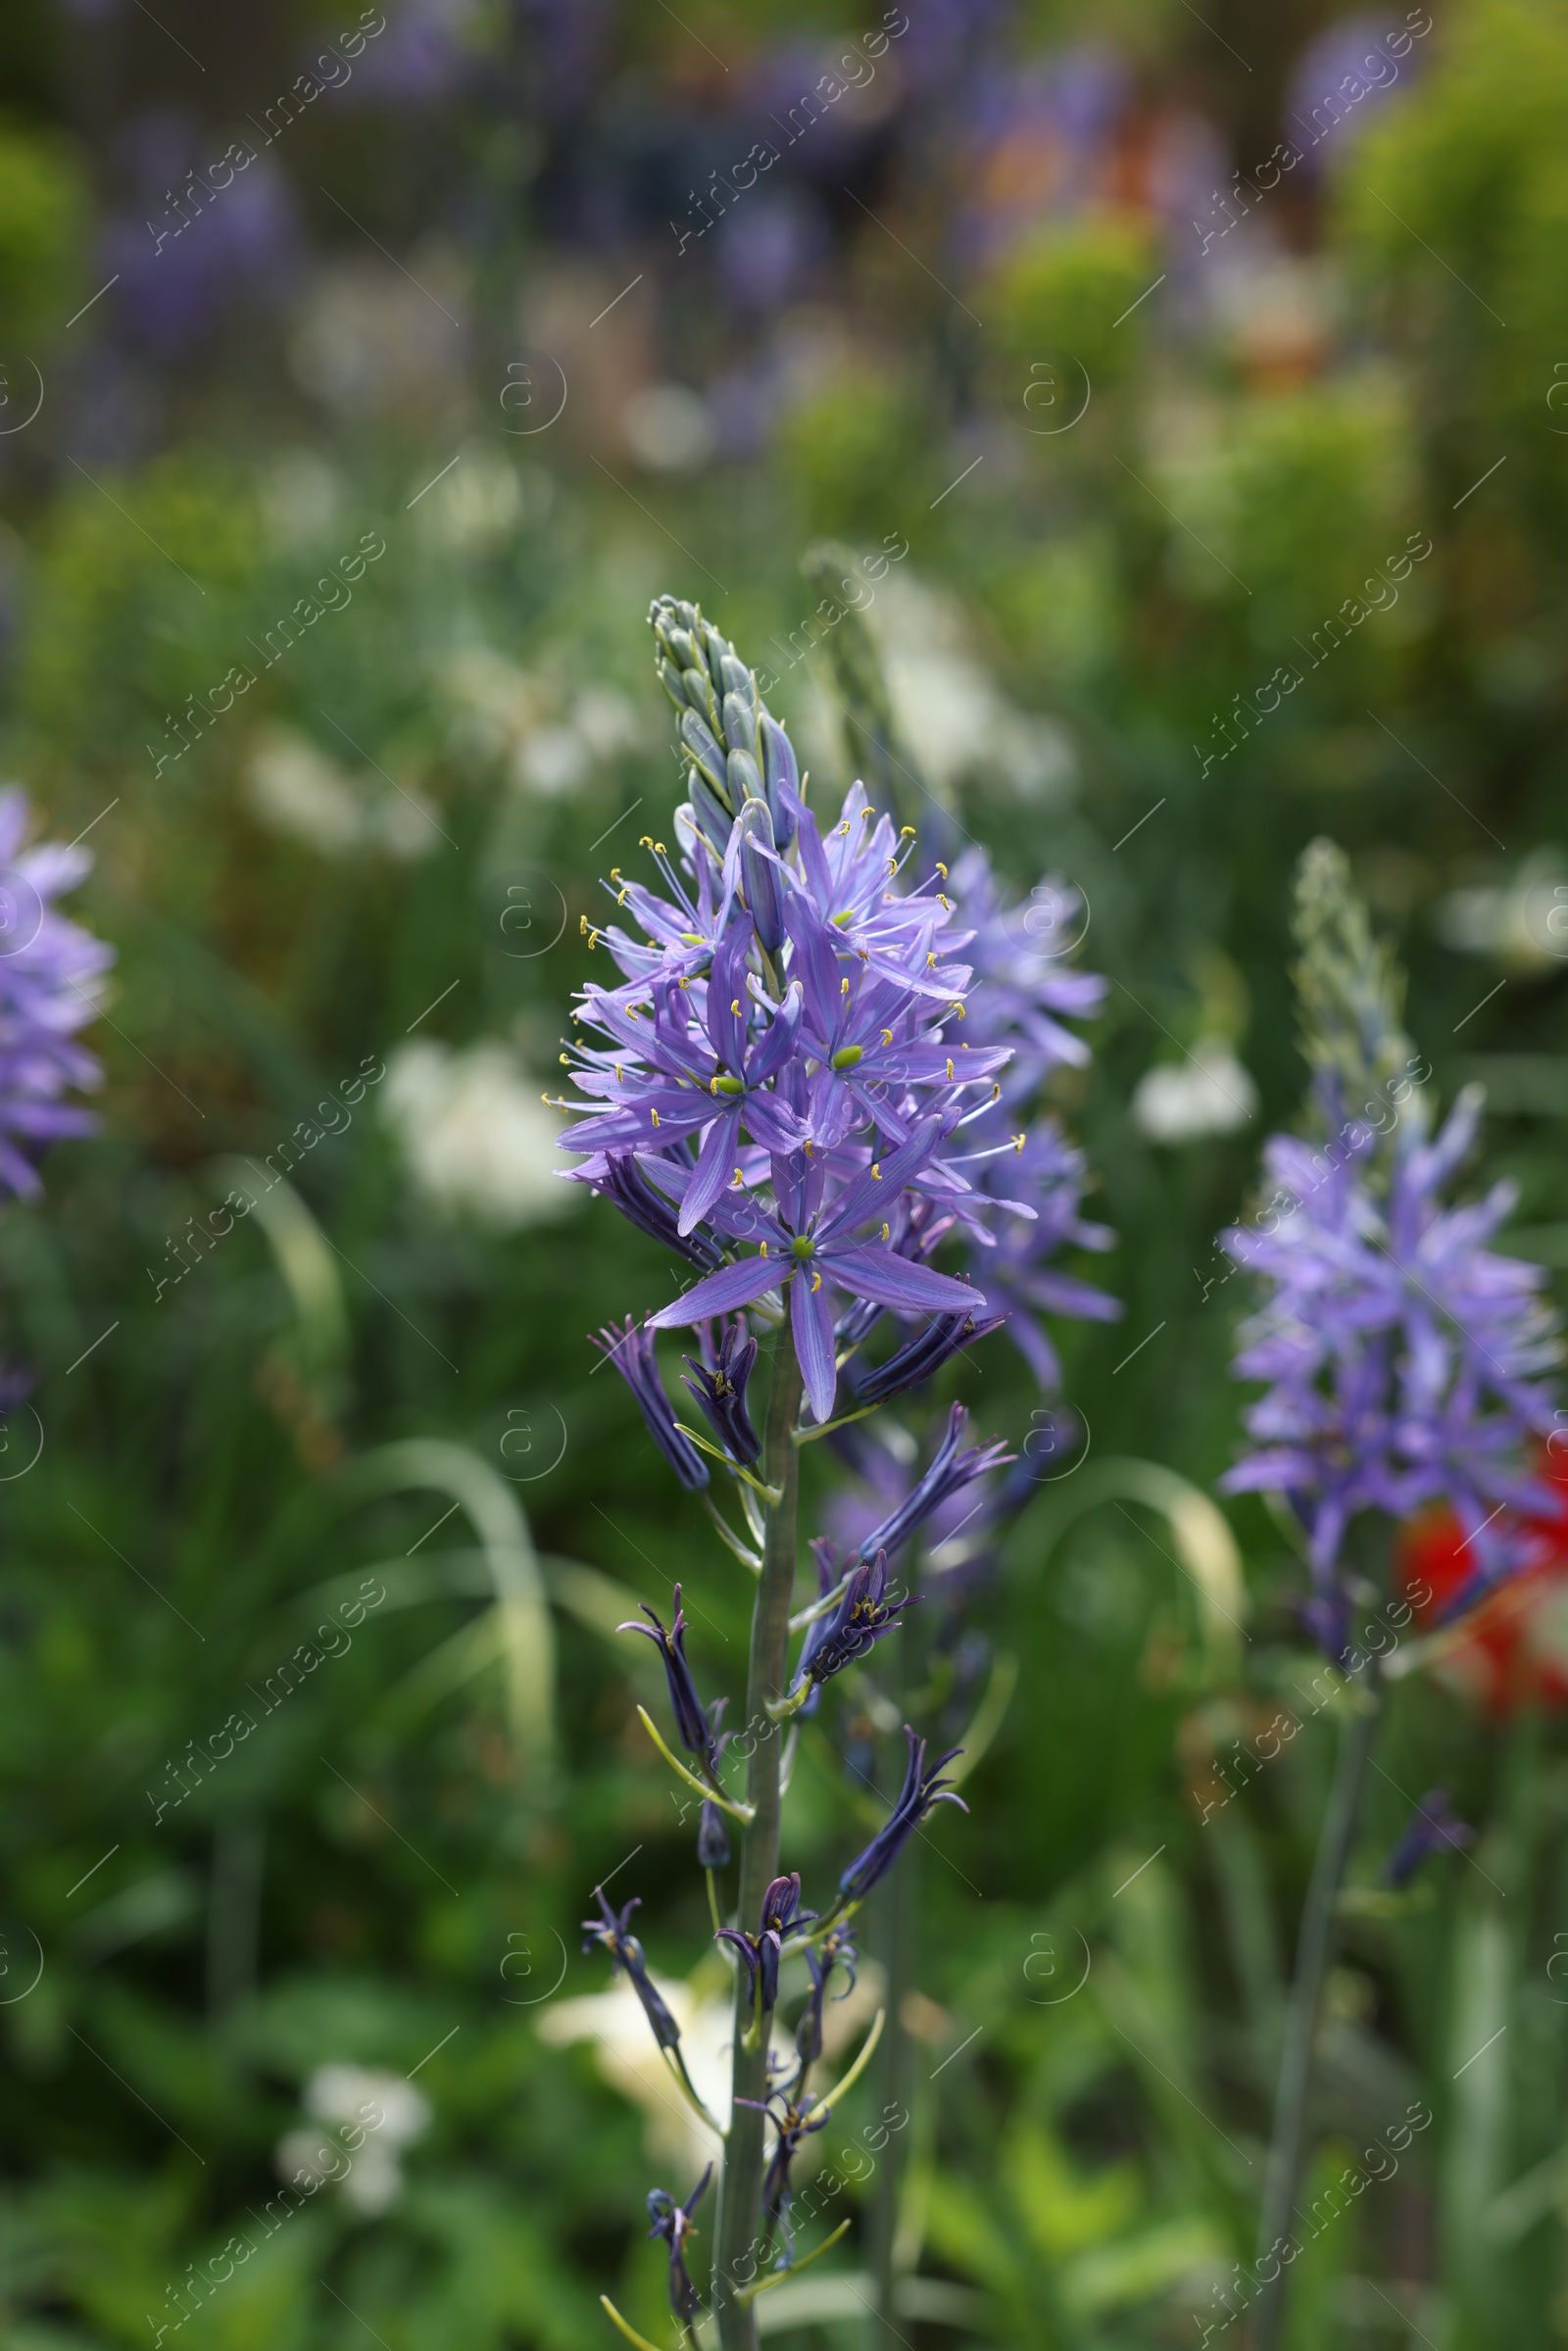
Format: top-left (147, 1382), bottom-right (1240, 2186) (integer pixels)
top-left (419, 445), bottom-right (523, 554)
top-left (1434, 849), bottom-right (1568, 971)
top-left (872, 573), bottom-right (1076, 803)
top-left (383, 1040), bottom-right (574, 1229)
top-left (275, 2062), bottom-right (431, 2218)
top-left (537, 1958), bottom-right (880, 2174)
top-left (621, 382), bottom-right (716, 472)
top-left (1132, 1038), bottom-right (1257, 1143)
top-left (437, 651), bottom-right (641, 795)
top-left (260, 449), bottom-right (345, 554)
top-left (245, 726), bottom-right (440, 861)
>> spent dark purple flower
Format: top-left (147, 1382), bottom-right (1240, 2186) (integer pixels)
top-left (618, 1586), bottom-right (721, 1772)
top-left (715, 1871), bottom-right (810, 2013)
top-left (591, 1317), bottom-right (709, 1491)
top-left (647, 2163), bottom-right (712, 2321)
top-left (733, 2083), bottom-right (829, 2264)
top-left (858, 1403), bottom-right (1013, 1563)
top-left (697, 1798), bottom-right (730, 1870)
top-left (0, 790), bottom-right (115, 1200)
top-left (795, 1925), bottom-right (858, 2069)
top-left (839, 1728), bottom-right (967, 1904)
top-left (1383, 1788), bottom-right (1474, 1886)
top-left (854, 1305), bottom-right (1005, 1405)
top-left (681, 1317), bottom-right (760, 1463)
top-left (791, 1548), bottom-right (907, 1699)
top-left (590, 1154), bottom-right (723, 1270)
top-left (582, 1888), bottom-right (683, 2053)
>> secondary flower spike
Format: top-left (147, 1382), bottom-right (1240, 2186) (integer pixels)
top-left (0, 786), bottom-right (115, 1200)
top-left (1220, 843), bottom-right (1562, 1645)
top-left (619, 1587), bottom-right (723, 1772)
top-left (839, 1728), bottom-right (967, 1903)
top-left (647, 2164), bottom-right (713, 2321)
top-left (591, 1317), bottom-right (710, 1491)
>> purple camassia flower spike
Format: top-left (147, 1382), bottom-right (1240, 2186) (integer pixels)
top-left (618, 1585), bottom-right (723, 1772)
top-left (838, 1727), bottom-right (967, 1903)
top-left (1218, 1084), bottom-right (1561, 1628)
top-left (644, 1118), bottom-right (988, 1426)
top-left (590, 1317), bottom-right (709, 1491)
top-left (935, 859), bottom-right (1120, 1384)
top-left (0, 787), bottom-right (115, 1200)
top-left (646, 2165), bottom-right (713, 2322)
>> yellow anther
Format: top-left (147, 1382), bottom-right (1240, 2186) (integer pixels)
top-left (871, 1162), bottom-right (882, 1180)
top-left (655, 841), bottom-right (666, 853)
top-left (900, 825), bottom-right (915, 837)
top-left (939, 894), bottom-right (951, 910)
top-left (732, 998), bottom-right (741, 1014)
top-left (946, 1058), bottom-right (954, 1080)
top-left (881, 1028), bottom-right (894, 1046)
top-left (810, 1270), bottom-right (822, 1291)
top-left (936, 861), bottom-right (949, 879)
top-left (651, 1108), bottom-right (661, 1127)
top-left (1012, 1130), bottom-right (1025, 1151)
top-left (733, 1166), bottom-right (745, 1184)
top-left (640, 835), bottom-right (656, 849)
top-left (560, 1053), bottom-right (569, 1066)
top-left (926, 953), bottom-right (937, 967)
top-left (881, 1222), bottom-right (890, 1241)
top-left (887, 858), bottom-right (898, 875)
top-left (760, 1241), bottom-right (768, 1255)
top-left (950, 1002), bottom-right (965, 1020)
top-left (841, 976), bottom-right (850, 996)
top-left (617, 889), bottom-right (629, 906)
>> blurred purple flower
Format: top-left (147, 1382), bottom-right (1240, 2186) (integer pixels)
top-left (714, 187), bottom-right (830, 314)
top-left (339, 0), bottom-right (480, 104)
top-left (0, 790), bottom-right (114, 1200)
top-left (1220, 1085), bottom-right (1561, 1621)
top-left (102, 117), bottom-right (301, 356)
top-left (1285, 13), bottom-right (1424, 174)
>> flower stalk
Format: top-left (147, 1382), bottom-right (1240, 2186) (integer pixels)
top-left (713, 1343), bottom-right (804, 2345)
top-left (1253, 1657), bottom-right (1387, 2351)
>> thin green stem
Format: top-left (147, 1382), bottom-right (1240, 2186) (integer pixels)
top-left (1252, 1664), bottom-right (1387, 2351)
top-left (712, 1341), bottom-right (804, 2349)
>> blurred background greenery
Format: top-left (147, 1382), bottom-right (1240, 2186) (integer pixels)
top-left (4, 0), bottom-right (1568, 2343)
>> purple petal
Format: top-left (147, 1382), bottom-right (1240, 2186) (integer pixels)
top-left (827, 1245), bottom-right (984, 1315)
top-left (792, 1270), bottom-right (839, 1424)
top-left (648, 1254), bottom-right (787, 1327)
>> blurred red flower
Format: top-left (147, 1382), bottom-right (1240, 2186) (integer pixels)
top-left (1401, 1446), bottom-right (1568, 1711)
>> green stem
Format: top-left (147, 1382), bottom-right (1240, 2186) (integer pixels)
top-left (868, 1604), bottom-right (921, 2331)
top-left (1252, 1664), bottom-right (1387, 2351)
top-left (712, 1341), bottom-right (804, 2348)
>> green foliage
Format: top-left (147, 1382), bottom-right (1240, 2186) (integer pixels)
top-left (0, 121), bottom-right (86, 344)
